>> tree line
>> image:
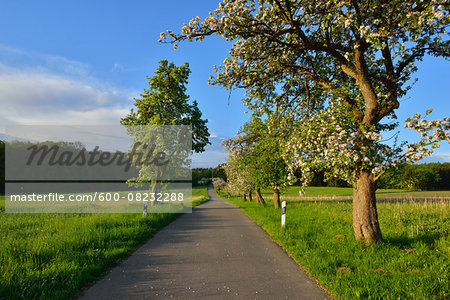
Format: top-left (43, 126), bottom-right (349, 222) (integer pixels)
top-left (297, 162), bottom-right (450, 191)
top-left (192, 166), bottom-right (226, 186)
top-left (377, 162), bottom-right (450, 190)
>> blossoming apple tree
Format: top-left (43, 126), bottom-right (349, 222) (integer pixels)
top-left (162, 0), bottom-right (450, 243)
top-left (223, 115), bottom-right (291, 208)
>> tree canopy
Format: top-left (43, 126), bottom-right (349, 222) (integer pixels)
top-left (121, 60), bottom-right (210, 215)
top-left (223, 115), bottom-right (291, 208)
top-left (121, 60), bottom-right (210, 153)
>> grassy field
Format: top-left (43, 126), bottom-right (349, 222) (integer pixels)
top-left (219, 187), bottom-right (449, 299)
top-left (0, 187), bottom-right (209, 299)
top-left (258, 186), bottom-right (447, 198)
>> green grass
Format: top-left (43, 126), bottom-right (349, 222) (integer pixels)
top-left (0, 187), bottom-right (209, 300)
top-left (258, 186), bottom-right (450, 202)
top-left (219, 188), bottom-right (449, 299)
top-left (0, 195), bottom-right (5, 212)
top-left (191, 186), bottom-right (209, 206)
top-left (260, 186), bottom-right (409, 198)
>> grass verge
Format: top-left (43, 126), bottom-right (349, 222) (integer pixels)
top-left (0, 187), bottom-right (209, 299)
top-left (258, 186), bottom-right (440, 198)
top-left (218, 188), bottom-right (449, 299)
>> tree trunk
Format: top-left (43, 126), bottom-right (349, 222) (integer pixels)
top-left (144, 180), bottom-right (158, 216)
top-left (352, 170), bottom-right (382, 244)
top-left (273, 186), bottom-right (280, 209)
top-left (150, 180), bottom-right (159, 207)
top-left (243, 193), bottom-right (247, 201)
top-left (247, 190), bottom-right (253, 202)
top-left (255, 188), bottom-right (266, 205)
top-left (148, 166), bottom-right (164, 210)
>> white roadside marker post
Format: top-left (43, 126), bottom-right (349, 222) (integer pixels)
top-left (281, 201), bottom-right (286, 227)
top-left (143, 199), bottom-right (148, 217)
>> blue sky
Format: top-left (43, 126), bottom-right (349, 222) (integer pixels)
top-left (0, 1), bottom-right (449, 167)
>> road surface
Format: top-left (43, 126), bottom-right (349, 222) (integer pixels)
top-left (79, 187), bottom-right (329, 299)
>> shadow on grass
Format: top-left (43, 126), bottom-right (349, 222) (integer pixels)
top-left (285, 197), bottom-right (449, 204)
top-left (383, 232), bottom-right (443, 249)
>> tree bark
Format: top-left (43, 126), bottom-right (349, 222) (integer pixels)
top-left (255, 188), bottom-right (266, 205)
top-left (352, 170), bottom-right (382, 244)
top-left (273, 186), bottom-right (280, 209)
top-left (247, 190), bottom-right (253, 202)
top-left (243, 193), bottom-right (247, 201)
top-left (144, 180), bottom-right (158, 216)
top-left (149, 166), bottom-right (164, 209)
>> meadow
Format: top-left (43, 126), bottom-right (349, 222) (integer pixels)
top-left (220, 187), bottom-right (449, 299)
top-left (259, 186), bottom-right (449, 198)
top-left (0, 187), bottom-right (209, 299)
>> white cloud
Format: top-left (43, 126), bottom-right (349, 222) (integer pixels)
top-left (0, 46), bottom-right (231, 167)
top-left (209, 131), bottom-right (218, 138)
top-left (0, 45), bottom-right (91, 78)
top-left (192, 136), bottom-right (227, 168)
top-left (192, 150), bottom-right (227, 168)
top-left (0, 47), bottom-right (135, 130)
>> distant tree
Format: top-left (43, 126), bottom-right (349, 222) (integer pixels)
top-left (212, 177), bottom-right (227, 191)
top-left (223, 115), bottom-right (292, 208)
top-left (121, 60), bottom-right (210, 216)
top-left (222, 151), bottom-right (252, 200)
top-left (163, 0), bottom-right (450, 244)
top-left (192, 168), bottom-right (209, 186)
top-left (212, 164), bottom-right (227, 181)
top-left (378, 162), bottom-right (450, 190)
top-left (192, 167), bottom-right (227, 186)
top-left (401, 165), bottom-right (441, 190)
top-left (432, 163), bottom-right (450, 190)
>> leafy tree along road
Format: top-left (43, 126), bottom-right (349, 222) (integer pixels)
top-left (121, 60), bottom-right (210, 215)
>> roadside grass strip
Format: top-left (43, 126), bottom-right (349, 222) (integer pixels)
top-left (0, 187), bottom-right (209, 299)
top-left (220, 187), bottom-right (449, 299)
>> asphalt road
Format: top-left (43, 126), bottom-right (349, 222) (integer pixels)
top-left (79, 187), bottom-right (329, 299)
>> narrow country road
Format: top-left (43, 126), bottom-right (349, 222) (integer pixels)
top-left (79, 187), bottom-right (330, 299)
